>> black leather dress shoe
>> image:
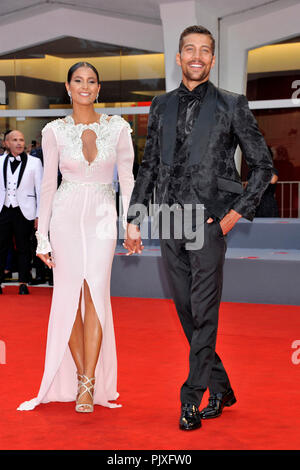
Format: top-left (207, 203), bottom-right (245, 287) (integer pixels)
top-left (19, 284), bottom-right (29, 295)
top-left (200, 388), bottom-right (236, 419)
top-left (179, 403), bottom-right (201, 431)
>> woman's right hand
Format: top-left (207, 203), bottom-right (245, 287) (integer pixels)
top-left (37, 253), bottom-right (55, 268)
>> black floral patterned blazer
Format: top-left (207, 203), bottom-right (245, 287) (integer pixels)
top-left (128, 81), bottom-right (273, 222)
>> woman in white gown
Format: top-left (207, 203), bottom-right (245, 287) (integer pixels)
top-left (17, 62), bottom-right (134, 412)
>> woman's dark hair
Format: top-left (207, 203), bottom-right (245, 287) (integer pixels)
top-left (67, 62), bottom-right (100, 83)
top-left (179, 25), bottom-right (215, 55)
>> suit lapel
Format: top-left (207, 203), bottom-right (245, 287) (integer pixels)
top-left (3, 155), bottom-right (9, 188)
top-left (17, 153), bottom-right (28, 188)
top-left (189, 81), bottom-right (218, 166)
top-left (161, 92), bottom-right (179, 165)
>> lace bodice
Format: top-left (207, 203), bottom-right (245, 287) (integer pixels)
top-left (43, 114), bottom-right (132, 167)
top-left (36, 113), bottom-right (134, 254)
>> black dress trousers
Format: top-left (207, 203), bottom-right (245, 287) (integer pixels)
top-left (160, 215), bottom-right (232, 407)
top-left (0, 206), bottom-right (34, 284)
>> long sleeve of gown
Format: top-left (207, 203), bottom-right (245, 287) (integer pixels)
top-left (116, 125), bottom-right (134, 228)
top-left (36, 126), bottom-right (59, 254)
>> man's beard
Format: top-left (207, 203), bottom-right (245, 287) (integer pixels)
top-left (183, 60), bottom-right (213, 83)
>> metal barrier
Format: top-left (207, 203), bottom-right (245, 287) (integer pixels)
top-left (276, 181), bottom-right (300, 218)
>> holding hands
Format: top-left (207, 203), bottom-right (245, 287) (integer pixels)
top-left (123, 223), bottom-right (144, 256)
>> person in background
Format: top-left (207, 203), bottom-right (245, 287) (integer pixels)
top-left (247, 147), bottom-right (279, 217)
top-left (0, 137), bottom-right (4, 156)
top-left (0, 130), bottom-right (43, 295)
top-left (28, 138), bottom-right (51, 285)
top-left (29, 139), bottom-right (44, 165)
top-left (0, 130), bottom-right (12, 157)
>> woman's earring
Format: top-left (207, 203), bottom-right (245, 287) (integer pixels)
top-left (68, 91), bottom-right (72, 104)
top-left (95, 93), bottom-right (99, 104)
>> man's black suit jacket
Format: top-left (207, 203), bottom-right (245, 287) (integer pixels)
top-left (128, 81), bottom-right (273, 222)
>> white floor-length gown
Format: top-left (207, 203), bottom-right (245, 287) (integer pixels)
top-left (17, 114), bottom-right (134, 410)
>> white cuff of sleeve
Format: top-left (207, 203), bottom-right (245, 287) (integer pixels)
top-left (36, 231), bottom-right (52, 254)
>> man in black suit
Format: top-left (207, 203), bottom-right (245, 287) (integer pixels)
top-left (125, 25), bottom-right (273, 430)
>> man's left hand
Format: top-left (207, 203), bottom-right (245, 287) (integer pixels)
top-left (207, 209), bottom-right (242, 235)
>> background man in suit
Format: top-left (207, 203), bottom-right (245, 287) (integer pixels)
top-left (0, 130), bottom-right (43, 295)
top-left (125, 25), bottom-right (273, 431)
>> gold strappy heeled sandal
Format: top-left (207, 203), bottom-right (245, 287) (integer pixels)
top-left (75, 374), bottom-right (95, 413)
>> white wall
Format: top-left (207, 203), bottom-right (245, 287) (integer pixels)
top-left (0, 5), bottom-right (164, 56)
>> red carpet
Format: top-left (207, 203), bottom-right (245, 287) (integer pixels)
top-left (1, 285), bottom-right (300, 450)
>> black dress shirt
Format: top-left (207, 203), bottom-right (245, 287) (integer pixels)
top-left (168, 80), bottom-right (208, 206)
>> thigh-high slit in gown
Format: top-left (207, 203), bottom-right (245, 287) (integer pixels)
top-left (17, 114), bottom-right (134, 410)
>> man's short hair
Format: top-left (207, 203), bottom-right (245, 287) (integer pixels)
top-left (4, 129), bottom-right (12, 140)
top-left (179, 25), bottom-right (215, 55)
